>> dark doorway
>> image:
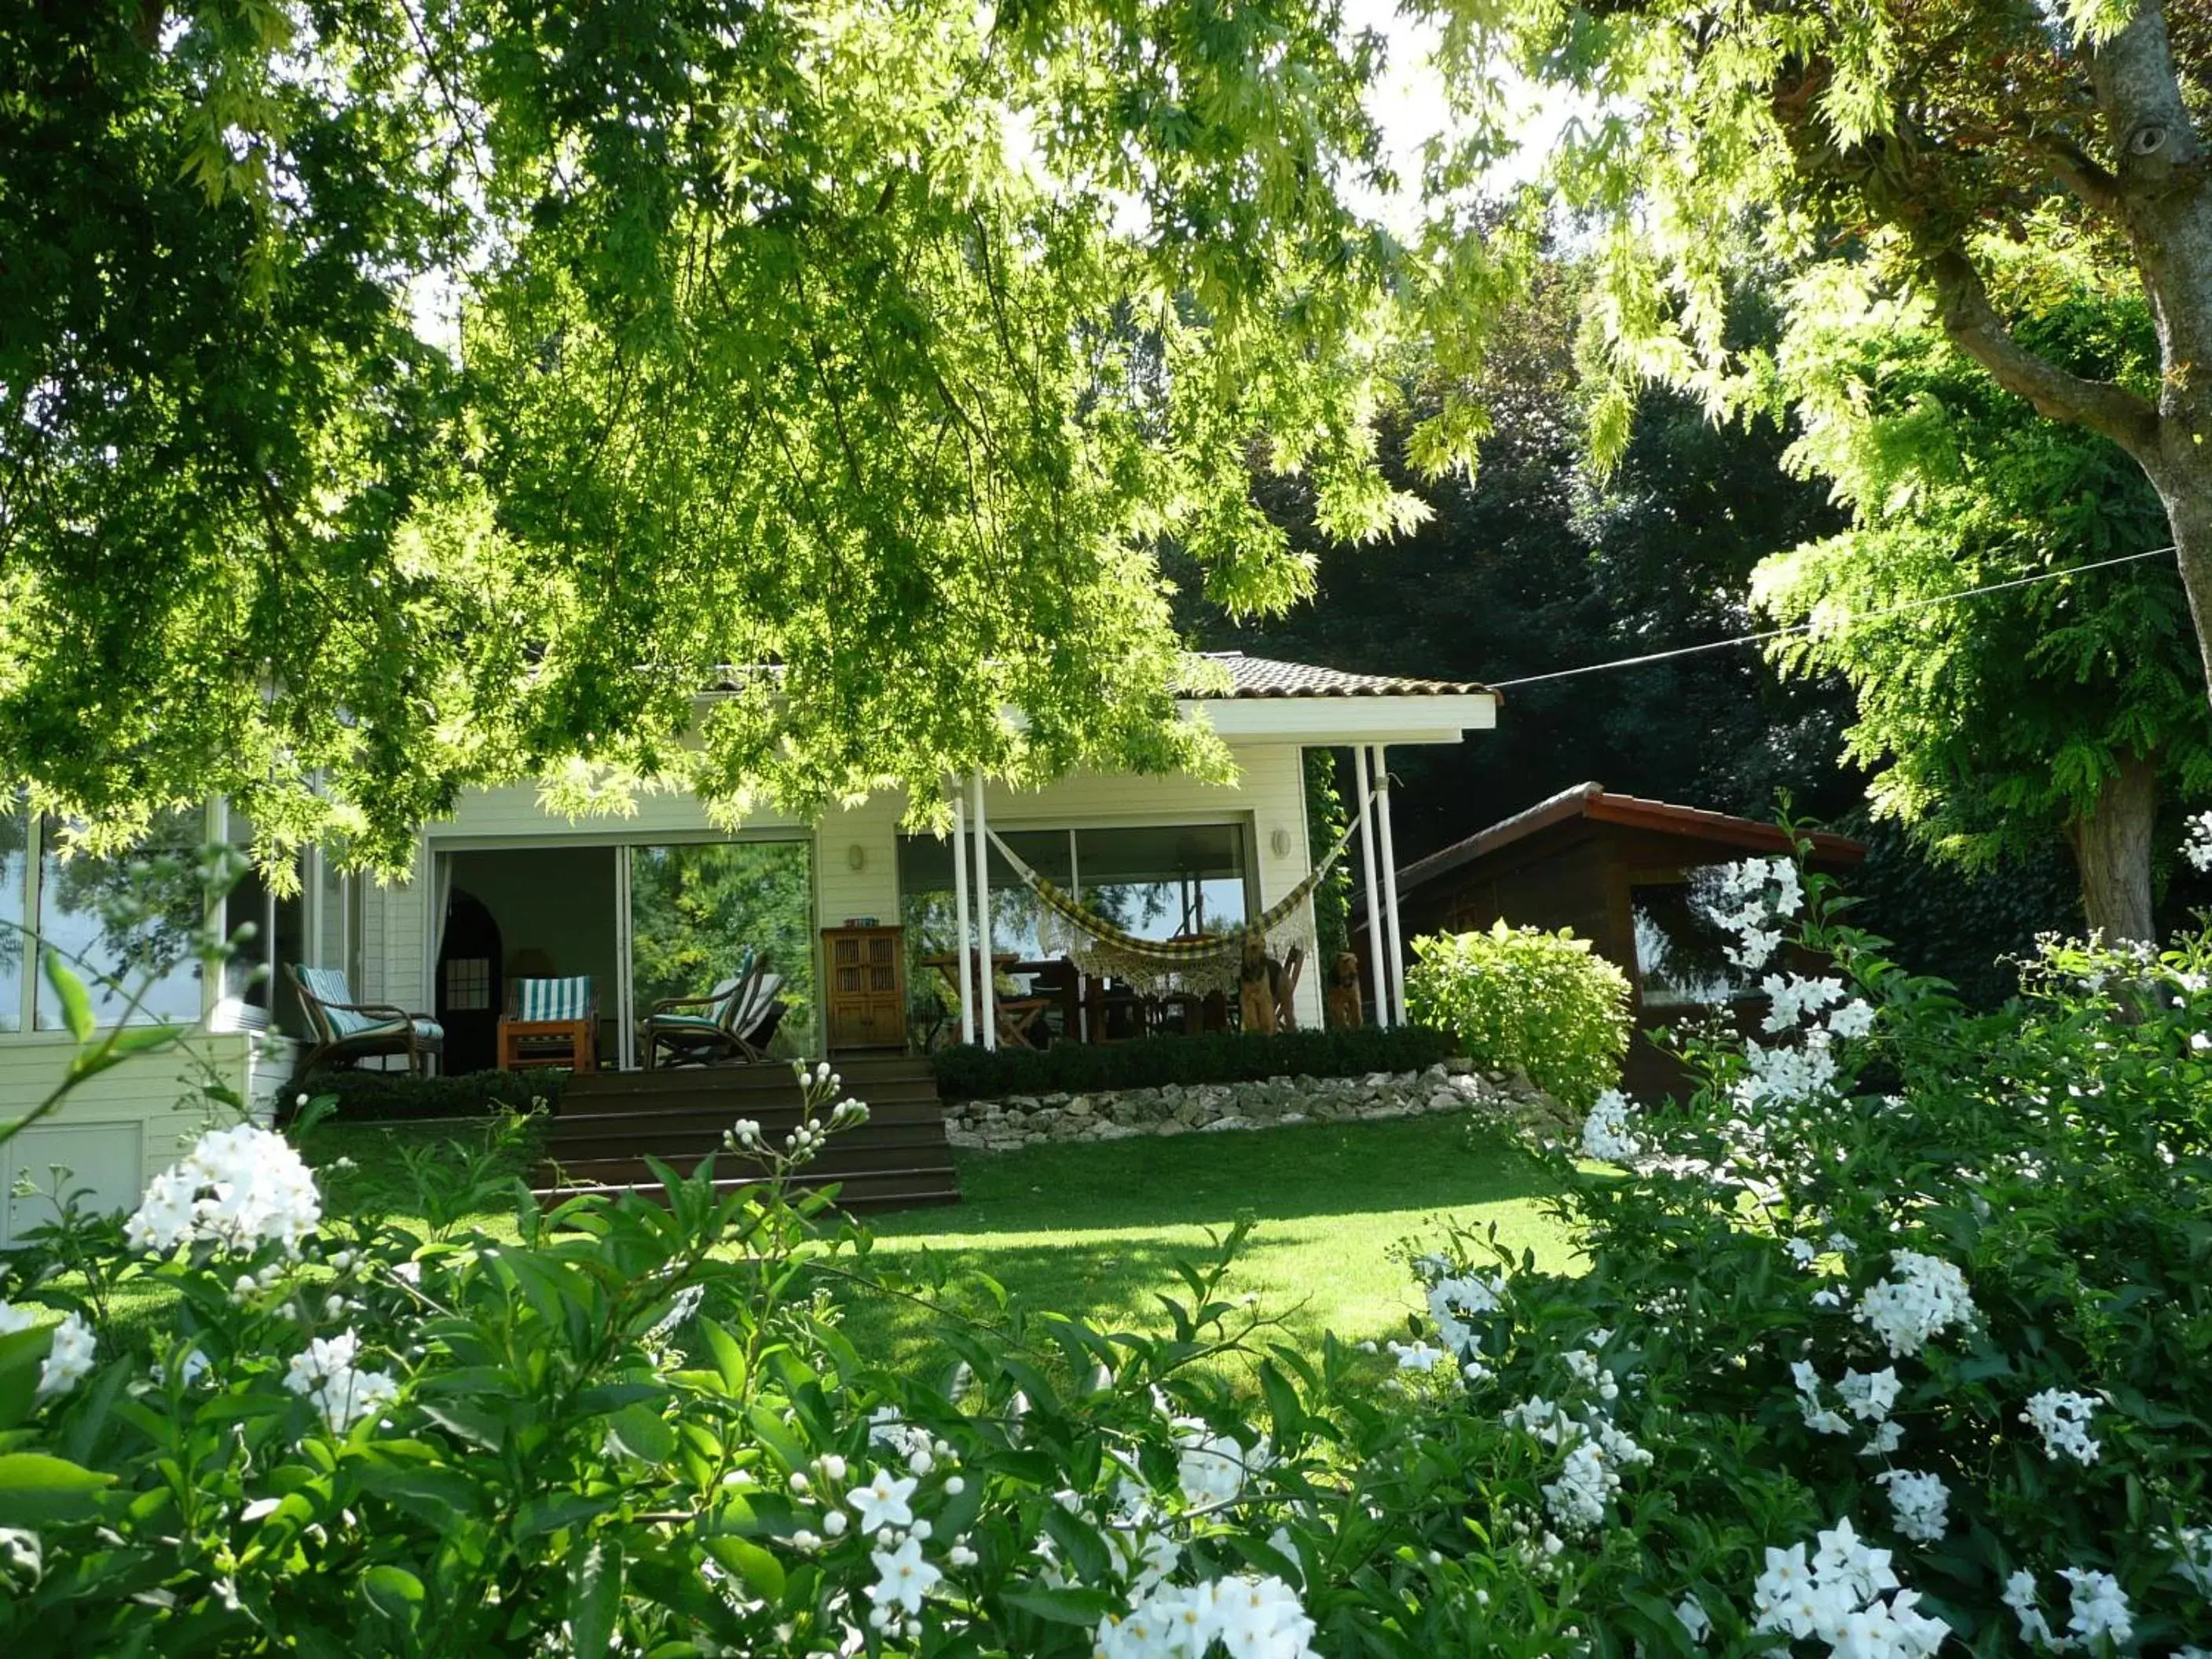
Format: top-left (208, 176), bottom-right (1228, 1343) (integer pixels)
top-left (437, 890), bottom-right (504, 1075)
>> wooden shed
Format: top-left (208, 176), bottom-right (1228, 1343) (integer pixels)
top-left (1364, 782), bottom-right (1866, 1096)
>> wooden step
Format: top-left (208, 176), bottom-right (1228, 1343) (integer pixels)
top-left (540, 1122), bottom-right (956, 1166)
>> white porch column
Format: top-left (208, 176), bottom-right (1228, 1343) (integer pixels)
top-left (951, 791), bottom-right (976, 1046)
top-left (1373, 745), bottom-right (1408, 1027)
top-left (1353, 747), bottom-right (1388, 1027)
top-left (969, 770), bottom-right (997, 1051)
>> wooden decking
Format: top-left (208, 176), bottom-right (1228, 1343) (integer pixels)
top-left (533, 1055), bottom-right (960, 1214)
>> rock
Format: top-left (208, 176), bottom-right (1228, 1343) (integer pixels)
top-left (1445, 1055), bottom-right (1475, 1076)
top-left (1279, 1111), bottom-right (1308, 1125)
top-left (1064, 1097), bottom-right (1093, 1119)
top-left (1426, 1090), bottom-right (1458, 1113)
top-left (1199, 1115), bottom-right (1253, 1132)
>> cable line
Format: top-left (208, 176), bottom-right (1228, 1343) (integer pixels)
top-left (1489, 544), bottom-right (2178, 691)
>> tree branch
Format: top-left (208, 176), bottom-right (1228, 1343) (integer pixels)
top-left (1926, 248), bottom-right (2162, 460)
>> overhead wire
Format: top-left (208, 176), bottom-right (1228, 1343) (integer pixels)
top-left (1487, 544), bottom-right (2180, 691)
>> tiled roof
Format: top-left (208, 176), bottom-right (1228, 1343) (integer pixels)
top-left (1186, 653), bottom-right (1496, 700)
top-left (1394, 782), bottom-right (1866, 895)
top-left (707, 653), bottom-right (1496, 701)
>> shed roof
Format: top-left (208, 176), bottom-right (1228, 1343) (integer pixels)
top-left (1396, 782), bottom-right (1866, 895)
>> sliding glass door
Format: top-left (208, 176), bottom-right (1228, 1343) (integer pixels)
top-left (623, 840), bottom-right (816, 1064)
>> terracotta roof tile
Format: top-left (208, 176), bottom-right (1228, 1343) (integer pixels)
top-left (1186, 652), bottom-right (1496, 700)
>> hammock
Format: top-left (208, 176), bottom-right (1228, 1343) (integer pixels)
top-left (980, 797), bottom-right (1369, 997)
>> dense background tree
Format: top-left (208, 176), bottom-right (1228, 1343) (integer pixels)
top-left (1419, 0), bottom-right (2212, 705)
top-left (0, 0), bottom-right (1465, 872)
top-left (1754, 281), bottom-right (2212, 942)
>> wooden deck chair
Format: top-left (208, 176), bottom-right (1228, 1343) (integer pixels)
top-left (499, 975), bottom-right (599, 1072)
top-left (640, 952), bottom-right (779, 1070)
top-left (291, 965), bottom-right (445, 1079)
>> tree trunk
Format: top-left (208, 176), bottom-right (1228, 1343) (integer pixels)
top-left (2067, 751), bottom-right (2160, 943)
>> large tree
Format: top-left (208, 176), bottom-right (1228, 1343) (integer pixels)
top-left (0, 0), bottom-right (1446, 871)
top-left (1753, 281), bottom-right (2211, 941)
top-left (1419, 0), bottom-right (2212, 697)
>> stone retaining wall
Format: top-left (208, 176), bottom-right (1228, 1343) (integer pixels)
top-left (941, 1059), bottom-right (1571, 1150)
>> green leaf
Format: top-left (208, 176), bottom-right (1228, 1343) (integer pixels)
top-left (606, 1403), bottom-right (677, 1464)
top-left (700, 1319), bottom-right (748, 1397)
top-left (515, 1490), bottom-right (620, 1540)
top-left (44, 950), bottom-right (94, 1044)
top-left (703, 1535), bottom-right (786, 1602)
top-left (0, 1451), bottom-right (114, 1525)
top-left (361, 1563), bottom-right (426, 1632)
top-left (1001, 1584), bottom-right (1115, 1625)
top-left (0, 1325), bottom-right (51, 1431)
top-left (569, 1536), bottom-right (624, 1657)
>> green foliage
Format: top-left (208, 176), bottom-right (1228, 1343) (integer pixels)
top-left (1302, 750), bottom-right (1352, 968)
top-left (627, 841), bottom-right (817, 1042)
top-left (929, 1024), bottom-right (1455, 1101)
top-left (0, 0), bottom-right (1446, 873)
top-left (286, 1067), bottom-right (564, 1123)
top-left (1364, 860), bottom-right (2212, 1652)
top-left (1753, 287), bottom-right (2211, 884)
top-left (1404, 921), bottom-right (1630, 1109)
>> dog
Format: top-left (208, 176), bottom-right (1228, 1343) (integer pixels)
top-left (1238, 933), bottom-right (1283, 1035)
top-left (1324, 950), bottom-right (1364, 1031)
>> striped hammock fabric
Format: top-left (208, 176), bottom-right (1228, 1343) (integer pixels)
top-left (515, 976), bottom-right (594, 1021)
top-left (983, 794), bottom-right (1371, 969)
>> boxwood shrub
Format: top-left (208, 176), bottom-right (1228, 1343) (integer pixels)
top-left (282, 1067), bottom-right (565, 1123)
top-left (928, 1024), bottom-right (1455, 1101)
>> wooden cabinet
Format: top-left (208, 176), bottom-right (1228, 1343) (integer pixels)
top-left (823, 925), bottom-right (906, 1053)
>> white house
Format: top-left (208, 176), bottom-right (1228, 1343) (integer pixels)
top-left (0, 654), bottom-right (1495, 1241)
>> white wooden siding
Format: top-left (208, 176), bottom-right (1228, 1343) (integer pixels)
top-left (0, 1031), bottom-right (297, 1245)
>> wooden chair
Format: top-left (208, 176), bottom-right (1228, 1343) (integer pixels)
top-left (498, 975), bottom-right (598, 1074)
top-left (291, 965), bottom-right (444, 1079)
top-left (1273, 945), bottom-right (1306, 1033)
top-left (972, 951), bottom-right (1054, 1049)
top-left (640, 954), bottom-right (783, 1070)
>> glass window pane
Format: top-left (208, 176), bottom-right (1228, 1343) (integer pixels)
top-left (36, 808), bottom-right (209, 1029)
top-left (897, 830), bottom-right (1074, 964)
top-left (220, 812), bottom-right (306, 1034)
top-left (0, 807), bottom-right (25, 1031)
top-left (628, 840), bottom-right (816, 1047)
top-left (1631, 870), bottom-right (1762, 1007)
top-left (1074, 824), bottom-right (1247, 941)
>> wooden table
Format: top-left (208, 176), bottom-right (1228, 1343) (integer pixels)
top-left (496, 1016), bottom-right (596, 1074)
top-left (921, 954), bottom-right (1064, 1048)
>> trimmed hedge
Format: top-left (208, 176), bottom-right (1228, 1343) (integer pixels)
top-left (285, 1067), bottom-right (566, 1123)
top-left (928, 1024), bottom-right (1456, 1102)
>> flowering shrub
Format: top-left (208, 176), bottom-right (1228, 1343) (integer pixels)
top-left (1405, 919), bottom-right (1632, 1108)
top-left (0, 1037), bottom-right (1362, 1655)
top-left (1371, 846), bottom-right (2212, 1654)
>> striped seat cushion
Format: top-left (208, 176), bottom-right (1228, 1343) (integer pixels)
top-left (515, 976), bottom-right (593, 1022)
top-left (652, 1013), bottom-right (725, 1034)
top-left (354, 1016), bottom-right (445, 1044)
top-left (297, 966), bottom-right (375, 1036)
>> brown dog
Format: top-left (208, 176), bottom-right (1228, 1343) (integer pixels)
top-left (1324, 950), bottom-right (1364, 1031)
top-left (1238, 934), bottom-right (1281, 1035)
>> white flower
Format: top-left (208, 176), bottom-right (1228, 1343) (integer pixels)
top-left (1544, 1440), bottom-right (1618, 1533)
top-left (866, 1533), bottom-right (942, 1615)
top-left (126, 1126), bottom-right (322, 1258)
top-left (1763, 972), bottom-right (1844, 1032)
top-left (36, 1313), bottom-right (95, 1399)
top-left (819, 1453), bottom-right (848, 1482)
top-left (1854, 1251), bottom-right (1976, 1357)
top-left (1174, 1421), bottom-right (1270, 1509)
top-left (282, 1330), bottom-right (399, 1433)
top-left (1210, 1574), bottom-right (1317, 1659)
top-left (1838, 1367), bottom-right (1901, 1423)
top-left (1876, 1470), bottom-right (1949, 1544)
top-left (1786, 1236), bottom-right (1818, 1265)
top-left (1752, 1520), bottom-right (1943, 1657)
top-left (2021, 1389), bottom-right (2101, 1465)
top-left (2004, 1569), bottom-right (2064, 1650)
top-left (0, 1302), bottom-right (34, 1335)
top-left (1580, 1090), bottom-right (1641, 1163)
top-left (1388, 1339), bottom-right (1445, 1372)
top-left (846, 1467), bottom-right (917, 1533)
top-left (1826, 999), bottom-right (1877, 1040)
top-left (2060, 1567), bottom-right (2132, 1646)
top-left (2184, 810), bottom-right (2212, 873)
top-left (1675, 1595), bottom-right (1712, 1645)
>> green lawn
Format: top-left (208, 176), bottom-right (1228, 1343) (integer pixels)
top-left (837, 1114), bottom-right (1576, 1369)
top-left (291, 1110), bottom-right (1578, 1374)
